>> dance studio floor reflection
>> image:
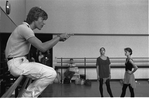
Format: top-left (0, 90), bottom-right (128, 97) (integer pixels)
top-left (40, 80), bottom-right (149, 97)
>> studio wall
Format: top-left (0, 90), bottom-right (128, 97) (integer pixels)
top-left (53, 36), bottom-right (148, 58)
top-left (26, 0), bottom-right (148, 35)
top-left (0, 0), bottom-right (148, 79)
top-left (25, 0), bottom-right (149, 62)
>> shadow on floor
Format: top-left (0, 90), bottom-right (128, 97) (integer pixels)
top-left (40, 80), bottom-right (149, 97)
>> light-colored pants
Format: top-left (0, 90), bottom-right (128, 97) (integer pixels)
top-left (7, 57), bottom-right (57, 97)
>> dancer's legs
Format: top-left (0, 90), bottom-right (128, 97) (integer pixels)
top-left (128, 84), bottom-right (135, 97)
top-left (105, 79), bottom-right (113, 97)
top-left (120, 84), bottom-right (128, 97)
top-left (99, 78), bottom-right (104, 97)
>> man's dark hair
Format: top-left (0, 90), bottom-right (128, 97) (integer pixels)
top-left (25, 7), bottom-right (48, 24)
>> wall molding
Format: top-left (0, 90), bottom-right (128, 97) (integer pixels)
top-left (2, 32), bottom-right (149, 37)
top-left (52, 33), bottom-right (149, 36)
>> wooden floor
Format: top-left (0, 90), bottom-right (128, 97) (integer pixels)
top-left (40, 80), bottom-right (149, 97)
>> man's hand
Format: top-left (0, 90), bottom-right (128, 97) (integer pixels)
top-left (58, 33), bottom-right (73, 41)
top-left (127, 70), bottom-right (132, 75)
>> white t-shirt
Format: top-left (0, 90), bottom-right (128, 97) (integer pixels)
top-left (5, 22), bottom-right (35, 58)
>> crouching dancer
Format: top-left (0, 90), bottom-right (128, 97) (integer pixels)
top-left (5, 7), bottom-right (71, 97)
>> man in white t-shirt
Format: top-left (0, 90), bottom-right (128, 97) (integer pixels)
top-left (5, 7), bottom-right (71, 97)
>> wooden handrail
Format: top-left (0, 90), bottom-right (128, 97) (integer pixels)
top-left (17, 77), bottom-right (31, 97)
top-left (55, 57), bottom-right (149, 67)
top-left (1, 75), bottom-right (24, 97)
top-left (56, 57), bottom-right (149, 59)
top-left (1, 75), bottom-right (32, 98)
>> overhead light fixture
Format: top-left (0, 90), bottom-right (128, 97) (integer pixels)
top-left (5, 0), bottom-right (11, 15)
